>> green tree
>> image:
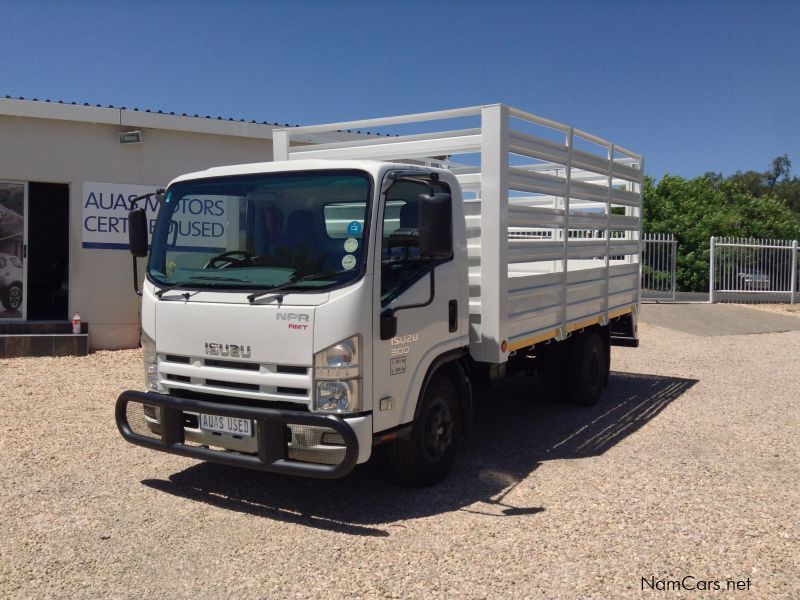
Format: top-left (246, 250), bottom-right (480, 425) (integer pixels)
top-left (643, 159), bottom-right (800, 291)
top-left (766, 154), bottom-right (791, 189)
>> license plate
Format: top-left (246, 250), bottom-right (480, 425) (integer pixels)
top-left (198, 413), bottom-right (254, 437)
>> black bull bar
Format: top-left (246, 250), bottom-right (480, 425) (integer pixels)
top-left (115, 390), bottom-right (359, 479)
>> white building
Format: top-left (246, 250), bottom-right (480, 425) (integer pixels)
top-left (0, 96), bottom-right (288, 349)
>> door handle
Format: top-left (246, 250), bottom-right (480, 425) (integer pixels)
top-left (448, 299), bottom-right (457, 332)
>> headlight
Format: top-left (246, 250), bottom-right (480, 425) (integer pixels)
top-left (314, 335), bottom-right (360, 380)
top-left (316, 380), bottom-right (360, 413)
top-left (141, 330), bottom-right (161, 392)
top-left (313, 335), bottom-right (361, 414)
top-left (322, 340), bottom-right (355, 367)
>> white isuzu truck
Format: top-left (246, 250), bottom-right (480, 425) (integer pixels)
top-left (116, 104), bottom-right (643, 486)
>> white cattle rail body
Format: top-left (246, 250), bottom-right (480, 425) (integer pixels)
top-left (642, 233), bottom-right (677, 300)
top-left (710, 236), bottom-right (799, 304)
top-left (274, 104), bottom-right (643, 364)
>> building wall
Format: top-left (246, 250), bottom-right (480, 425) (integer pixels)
top-left (0, 114), bottom-right (275, 349)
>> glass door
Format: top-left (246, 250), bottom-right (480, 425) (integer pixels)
top-left (0, 181), bottom-right (27, 320)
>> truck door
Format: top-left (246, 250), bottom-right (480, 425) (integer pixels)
top-left (371, 177), bottom-right (464, 434)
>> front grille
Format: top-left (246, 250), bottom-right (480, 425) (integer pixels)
top-left (166, 374), bottom-right (191, 383)
top-left (165, 354), bottom-right (190, 364)
top-left (277, 365), bottom-right (308, 375)
top-left (159, 354), bottom-right (312, 404)
top-left (277, 386), bottom-right (308, 396)
top-left (204, 358), bottom-right (259, 371)
top-left (205, 379), bottom-right (259, 391)
top-left (169, 388), bottom-right (309, 412)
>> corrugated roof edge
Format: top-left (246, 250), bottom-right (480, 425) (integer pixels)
top-left (0, 95), bottom-right (396, 139)
top-left (0, 95), bottom-right (283, 140)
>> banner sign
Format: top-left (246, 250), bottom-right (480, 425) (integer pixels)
top-left (81, 182), bottom-right (228, 252)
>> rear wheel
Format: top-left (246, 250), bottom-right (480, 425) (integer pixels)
top-left (566, 330), bottom-right (608, 406)
top-left (389, 375), bottom-right (460, 487)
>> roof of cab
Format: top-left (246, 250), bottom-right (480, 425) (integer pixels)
top-left (168, 159), bottom-right (432, 186)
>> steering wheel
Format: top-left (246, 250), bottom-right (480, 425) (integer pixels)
top-left (204, 250), bottom-right (253, 269)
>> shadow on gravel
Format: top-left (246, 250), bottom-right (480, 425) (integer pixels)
top-left (142, 371), bottom-right (697, 537)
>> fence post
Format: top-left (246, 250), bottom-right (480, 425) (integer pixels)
top-left (709, 236), bottom-right (716, 303)
top-left (671, 236), bottom-right (677, 300)
top-left (791, 239), bottom-right (798, 304)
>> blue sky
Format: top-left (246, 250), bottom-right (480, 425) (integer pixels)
top-left (1, 0), bottom-right (798, 179)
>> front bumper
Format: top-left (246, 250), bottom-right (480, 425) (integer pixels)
top-left (115, 390), bottom-right (361, 479)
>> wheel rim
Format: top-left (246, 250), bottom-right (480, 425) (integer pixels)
top-left (9, 287), bottom-right (21, 310)
top-left (423, 400), bottom-right (454, 460)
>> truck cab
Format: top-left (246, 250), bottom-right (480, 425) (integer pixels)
top-left (118, 160), bottom-right (470, 484)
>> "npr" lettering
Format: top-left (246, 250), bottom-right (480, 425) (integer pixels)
top-left (276, 313), bottom-right (310, 322)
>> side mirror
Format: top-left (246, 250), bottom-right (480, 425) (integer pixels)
top-left (128, 208), bottom-right (149, 258)
top-left (419, 193), bottom-right (452, 260)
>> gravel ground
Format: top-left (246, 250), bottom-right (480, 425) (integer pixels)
top-left (1, 313), bottom-right (798, 598)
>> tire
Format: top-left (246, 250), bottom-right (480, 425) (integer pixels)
top-left (389, 375), bottom-right (460, 487)
top-left (2, 284), bottom-right (22, 311)
top-left (566, 330), bottom-right (608, 407)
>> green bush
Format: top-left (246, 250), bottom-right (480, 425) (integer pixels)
top-left (643, 157), bottom-right (800, 291)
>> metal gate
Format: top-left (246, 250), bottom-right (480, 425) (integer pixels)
top-left (710, 236), bottom-right (799, 303)
top-left (641, 233), bottom-right (677, 300)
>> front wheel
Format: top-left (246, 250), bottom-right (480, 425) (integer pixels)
top-left (389, 375), bottom-right (460, 487)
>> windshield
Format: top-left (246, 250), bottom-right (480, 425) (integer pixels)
top-left (148, 170), bottom-right (371, 292)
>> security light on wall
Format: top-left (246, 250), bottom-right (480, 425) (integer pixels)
top-left (118, 130), bottom-right (142, 144)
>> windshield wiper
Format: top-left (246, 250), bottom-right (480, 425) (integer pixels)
top-left (155, 275), bottom-right (251, 299)
top-left (189, 275), bottom-right (250, 282)
top-left (247, 269), bottom-right (353, 304)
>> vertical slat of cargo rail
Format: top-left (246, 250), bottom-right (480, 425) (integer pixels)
top-left (604, 144), bottom-right (614, 323)
top-left (560, 129), bottom-right (574, 340)
top-left (477, 105), bottom-right (510, 363)
top-left (635, 158), bottom-right (644, 317)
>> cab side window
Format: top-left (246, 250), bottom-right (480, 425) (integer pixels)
top-left (380, 179), bottom-right (449, 305)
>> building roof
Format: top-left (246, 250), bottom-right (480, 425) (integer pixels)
top-left (0, 95), bottom-right (394, 141)
top-left (0, 95), bottom-right (282, 140)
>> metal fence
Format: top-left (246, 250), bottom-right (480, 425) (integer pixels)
top-left (710, 236), bottom-right (799, 303)
top-left (642, 233), bottom-right (677, 300)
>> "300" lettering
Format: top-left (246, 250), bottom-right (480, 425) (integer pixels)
top-left (390, 333), bottom-right (419, 357)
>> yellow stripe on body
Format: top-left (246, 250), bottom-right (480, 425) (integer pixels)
top-left (506, 305), bottom-right (636, 352)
